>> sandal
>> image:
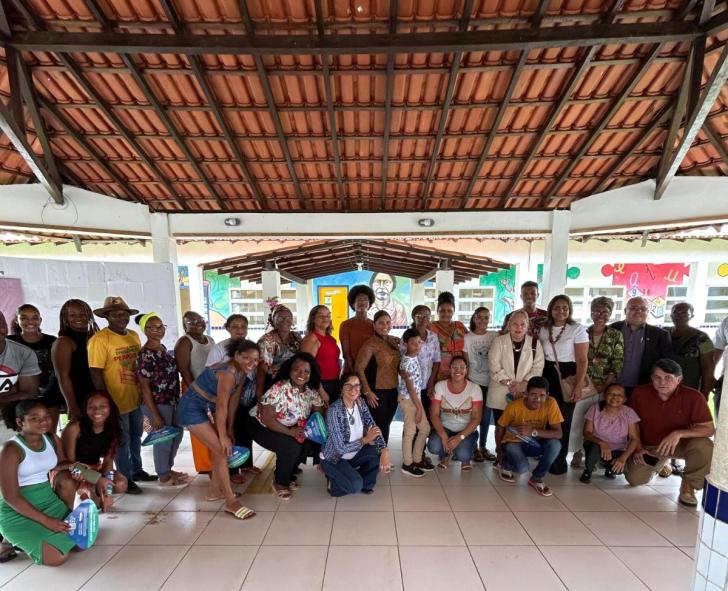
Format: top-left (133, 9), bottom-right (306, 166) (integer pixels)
top-left (473, 448), bottom-right (485, 463)
top-left (528, 479), bottom-right (553, 497)
top-left (241, 466), bottom-right (262, 475)
top-left (225, 505), bottom-right (256, 520)
top-left (230, 473), bottom-right (246, 485)
top-left (437, 458), bottom-right (450, 470)
top-left (482, 448), bottom-right (497, 462)
top-left (461, 462), bottom-right (472, 471)
top-left (0, 545), bottom-right (18, 563)
top-left (205, 491), bottom-right (241, 502)
top-left (289, 478), bottom-right (300, 491)
top-left (272, 483), bottom-right (292, 501)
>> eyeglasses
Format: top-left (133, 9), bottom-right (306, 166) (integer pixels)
top-left (342, 383), bottom-right (362, 391)
top-left (592, 309), bottom-right (612, 316)
top-left (186, 319), bottom-right (205, 325)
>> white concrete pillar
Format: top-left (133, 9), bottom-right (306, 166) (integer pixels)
top-left (189, 265), bottom-right (204, 316)
top-left (692, 377), bottom-right (728, 590)
top-left (690, 260), bottom-right (710, 327)
top-left (542, 210), bottom-right (571, 304)
top-left (149, 212), bottom-right (182, 328)
top-left (295, 282), bottom-right (309, 328)
top-left (262, 269), bottom-right (281, 302)
top-left (413, 282), bottom-right (426, 307)
top-left (435, 270), bottom-right (454, 295)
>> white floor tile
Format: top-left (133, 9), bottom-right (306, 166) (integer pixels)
top-left (610, 546), bottom-right (694, 591)
top-left (388, 469), bottom-right (441, 486)
top-left (111, 489), bottom-right (178, 513)
top-left (575, 511), bottom-right (672, 546)
top-left (551, 485), bottom-right (627, 511)
top-left (278, 487), bottom-right (338, 511)
top-left (330, 511), bottom-right (398, 545)
top-left (94, 512), bottom-right (149, 545)
top-left (323, 546), bottom-right (402, 591)
top-left (391, 485), bottom-right (451, 511)
top-left (0, 554), bottom-right (32, 586)
top-left (496, 486), bottom-right (569, 511)
top-left (129, 511), bottom-right (215, 545)
top-left (455, 511), bottom-right (533, 546)
top-left (634, 511), bottom-right (700, 546)
top-left (395, 511), bottom-right (465, 546)
top-left (161, 546), bottom-right (257, 591)
top-left (2, 546), bottom-right (120, 591)
top-left (162, 486), bottom-right (225, 512)
top-left (436, 465), bottom-right (493, 486)
top-left (241, 546), bottom-right (328, 591)
top-left (335, 487), bottom-right (394, 511)
top-left (541, 546), bottom-right (649, 591)
top-left (605, 487), bottom-right (681, 511)
top-left (399, 546), bottom-right (484, 590)
top-left (195, 511), bottom-right (275, 545)
top-left (263, 511), bottom-right (334, 545)
top-left (80, 545), bottom-right (189, 591)
top-left (515, 511), bottom-right (602, 546)
top-left (470, 546), bottom-right (566, 590)
top-left (443, 486), bottom-right (509, 511)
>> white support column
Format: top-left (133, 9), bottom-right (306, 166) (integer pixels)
top-left (542, 210), bottom-right (571, 303)
top-left (262, 269), bottom-right (281, 302)
top-left (412, 282), bottom-right (426, 307)
top-left (692, 377), bottom-right (728, 590)
top-left (149, 212), bottom-right (182, 329)
top-left (295, 282), bottom-right (309, 327)
top-left (690, 260), bottom-right (710, 327)
top-left (435, 270), bottom-right (454, 296)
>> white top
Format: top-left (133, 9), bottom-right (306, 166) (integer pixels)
top-left (342, 404), bottom-right (364, 460)
top-left (10, 434), bottom-right (57, 487)
top-left (206, 338), bottom-right (230, 367)
top-left (185, 334), bottom-right (216, 379)
top-left (463, 331), bottom-right (498, 386)
top-left (539, 323), bottom-right (589, 363)
top-left (715, 317), bottom-right (728, 366)
top-left (433, 379), bottom-right (483, 432)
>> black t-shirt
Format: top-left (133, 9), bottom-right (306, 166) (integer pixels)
top-left (7, 334), bottom-right (64, 407)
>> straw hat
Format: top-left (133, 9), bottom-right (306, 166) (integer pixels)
top-left (93, 296), bottom-right (139, 318)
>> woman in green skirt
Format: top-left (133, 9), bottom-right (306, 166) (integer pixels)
top-left (0, 400), bottom-right (79, 566)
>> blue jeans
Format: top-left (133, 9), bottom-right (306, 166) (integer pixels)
top-left (116, 407), bottom-right (144, 480)
top-left (321, 445), bottom-right (381, 497)
top-left (502, 438), bottom-right (561, 479)
top-left (427, 428), bottom-right (478, 462)
top-left (141, 403), bottom-right (183, 478)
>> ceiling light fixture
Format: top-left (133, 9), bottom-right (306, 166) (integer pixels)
top-left (418, 218), bottom-right (435, 228)
top-left (224, 217), bottom-right (241, 227)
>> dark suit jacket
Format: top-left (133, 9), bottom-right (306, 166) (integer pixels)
top-left (610, 321), bottom-right (672, 385)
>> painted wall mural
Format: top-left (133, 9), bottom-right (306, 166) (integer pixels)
top-left (203, 270), bottom-right (241, 330)
top-left (601, 263), bottom-right (691, 319)
top-left (479, 266), bottom-right (517, 327)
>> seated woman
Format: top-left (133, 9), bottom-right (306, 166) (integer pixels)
top-left (580, 384), bottom-right (640, 483)
top-left (320, 373), bottom-right (391, 496)
top-left (427, 355), bottom-right (483, 470)
top-left (245, 352), bottom-right (325, 501)
top-left (178, 339), bottom-right (260, 520)
top-left (0, 401), bottom-right (80, 566)
top-left (55, 390), bottom-right (128, 511)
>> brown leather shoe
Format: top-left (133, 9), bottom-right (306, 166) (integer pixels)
top-left (678, 481), bottom-right (698, 507)
top-left (658, 463), bottom-right (673, 478)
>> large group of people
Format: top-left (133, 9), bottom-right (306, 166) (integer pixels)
top-left (0, 279), bottom-right (723, 567)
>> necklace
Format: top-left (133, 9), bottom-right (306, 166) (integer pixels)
top-left (588, 326), bottom-right (604, 350)
top-left (346, 404), bottom-right (357, 426)
top-left (548, 324), bottom-right (566, 344)
top-left (512, 340), bottom-right (524, 353)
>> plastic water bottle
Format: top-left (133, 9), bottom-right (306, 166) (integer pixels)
top-left (105, 470), bottom-right (114, 496)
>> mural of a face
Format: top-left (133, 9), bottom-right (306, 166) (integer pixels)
top-left (371, 273), bottom-right (395, 302)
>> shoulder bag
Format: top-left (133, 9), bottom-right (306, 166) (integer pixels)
top-left (549, 336), bottom-right (597, 403)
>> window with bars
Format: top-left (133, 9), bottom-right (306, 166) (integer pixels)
top-left (230, 283), bottom-right (298, 329)
top-left (705, 285), bottom-right (728, 326)
top-left (565, 287), bottom-right (586, 324)
top-left (662, 286), bottom-right (690, 327)
top-left (586, 287), bottom-right (626, 324)
top-left (457, 286), bottom-right (496, 325)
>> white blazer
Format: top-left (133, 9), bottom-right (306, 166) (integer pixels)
top-left (487, 334), bottom-right (545, 410)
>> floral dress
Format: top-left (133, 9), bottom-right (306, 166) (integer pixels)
top-left (255, 380), bottom-right (324, 427)
top-left (586, 327), bottom-right (624, 390)
top-left (429, 321), bottom-right (468, 380)
top-left (257, 331), bottom-right (301, 378)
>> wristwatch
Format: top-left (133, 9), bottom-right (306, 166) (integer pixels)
top-left (531, 429), bottom-right (538, 438)
top-left (459, 434), bottom-right (465, 441)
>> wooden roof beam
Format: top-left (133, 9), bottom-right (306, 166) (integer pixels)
top-left (7, 21), bottom-right (701, 56)
top-left (238, 0), bottom-right (306, 210)
top-left (655, 42), bottom-right (728, 199)
top-left (542, 44), bottom-right (662, 205)
top-left (701, 121), bottom-right (728, 168)
top-left (157, 0), bottom-right (266, 211)
top-left (380, 0), bottom-right (398, 210)
top-left (459, 50), bottom-right (529, 208)
top-left (703, 3), bottom-right (728, 35)
top-left (419, 0), bottom-right (473, 209)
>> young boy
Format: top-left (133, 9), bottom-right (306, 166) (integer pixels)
top-left (398, 329), bottom-right (432, 477)
top-left (495, 376), bottom-right (563, 497)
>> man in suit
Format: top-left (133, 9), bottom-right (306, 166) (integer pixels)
top-left (611, 296), bottom-right (672, 396)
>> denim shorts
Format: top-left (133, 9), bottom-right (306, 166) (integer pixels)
top-left (178, 390), bottom-right (216, 427)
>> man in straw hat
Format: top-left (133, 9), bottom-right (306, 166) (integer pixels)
top-left (88, 297), bottom-right (156, 494)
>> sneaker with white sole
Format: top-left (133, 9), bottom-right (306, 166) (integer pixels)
top-left (401, 464), bottom-right (426, 478)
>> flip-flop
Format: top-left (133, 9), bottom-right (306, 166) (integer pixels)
top-left (225, 506), bottom-right (255, 520)
top-left (230, 473), bottom-right (246, 485)
top-left (0, 549), bottom-right (17, 563)
top-left (461, 463), bottom-right (473, 471)
top-left (271, 483), bottom-right (292, 501)
top-left (241, 466), bottom-right (262, 475)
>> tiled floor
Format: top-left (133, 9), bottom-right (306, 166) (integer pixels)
top-left (1, 424), bottom-right (700, 591)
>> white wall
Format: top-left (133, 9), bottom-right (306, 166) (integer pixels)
top-left (0, 257), bottom-right (179, 347)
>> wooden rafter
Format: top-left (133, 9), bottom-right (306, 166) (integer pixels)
top-left (459, 51), bottom-right (529, 208)
top-left (314, 0), bottom-right (346, 210)
top-left (238, 0), bottom-right (306, 210)
top-left (419, 0), bottom-right (473, 209)
top-left (655, 41), bottom-right (728, 199)
top-left (157, 0), bottom-right (267, 211)
top-left (702, 121), bottom-right (728, 167)
top-left (541, 44), bottom-right (662, 205)
top-left (380, 0), bottom-right (398, 210)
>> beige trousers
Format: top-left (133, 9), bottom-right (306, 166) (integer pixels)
top-left (399, 397), bottom-right (431, 465)
top-left (624, 437), bottom-right (713, 489)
